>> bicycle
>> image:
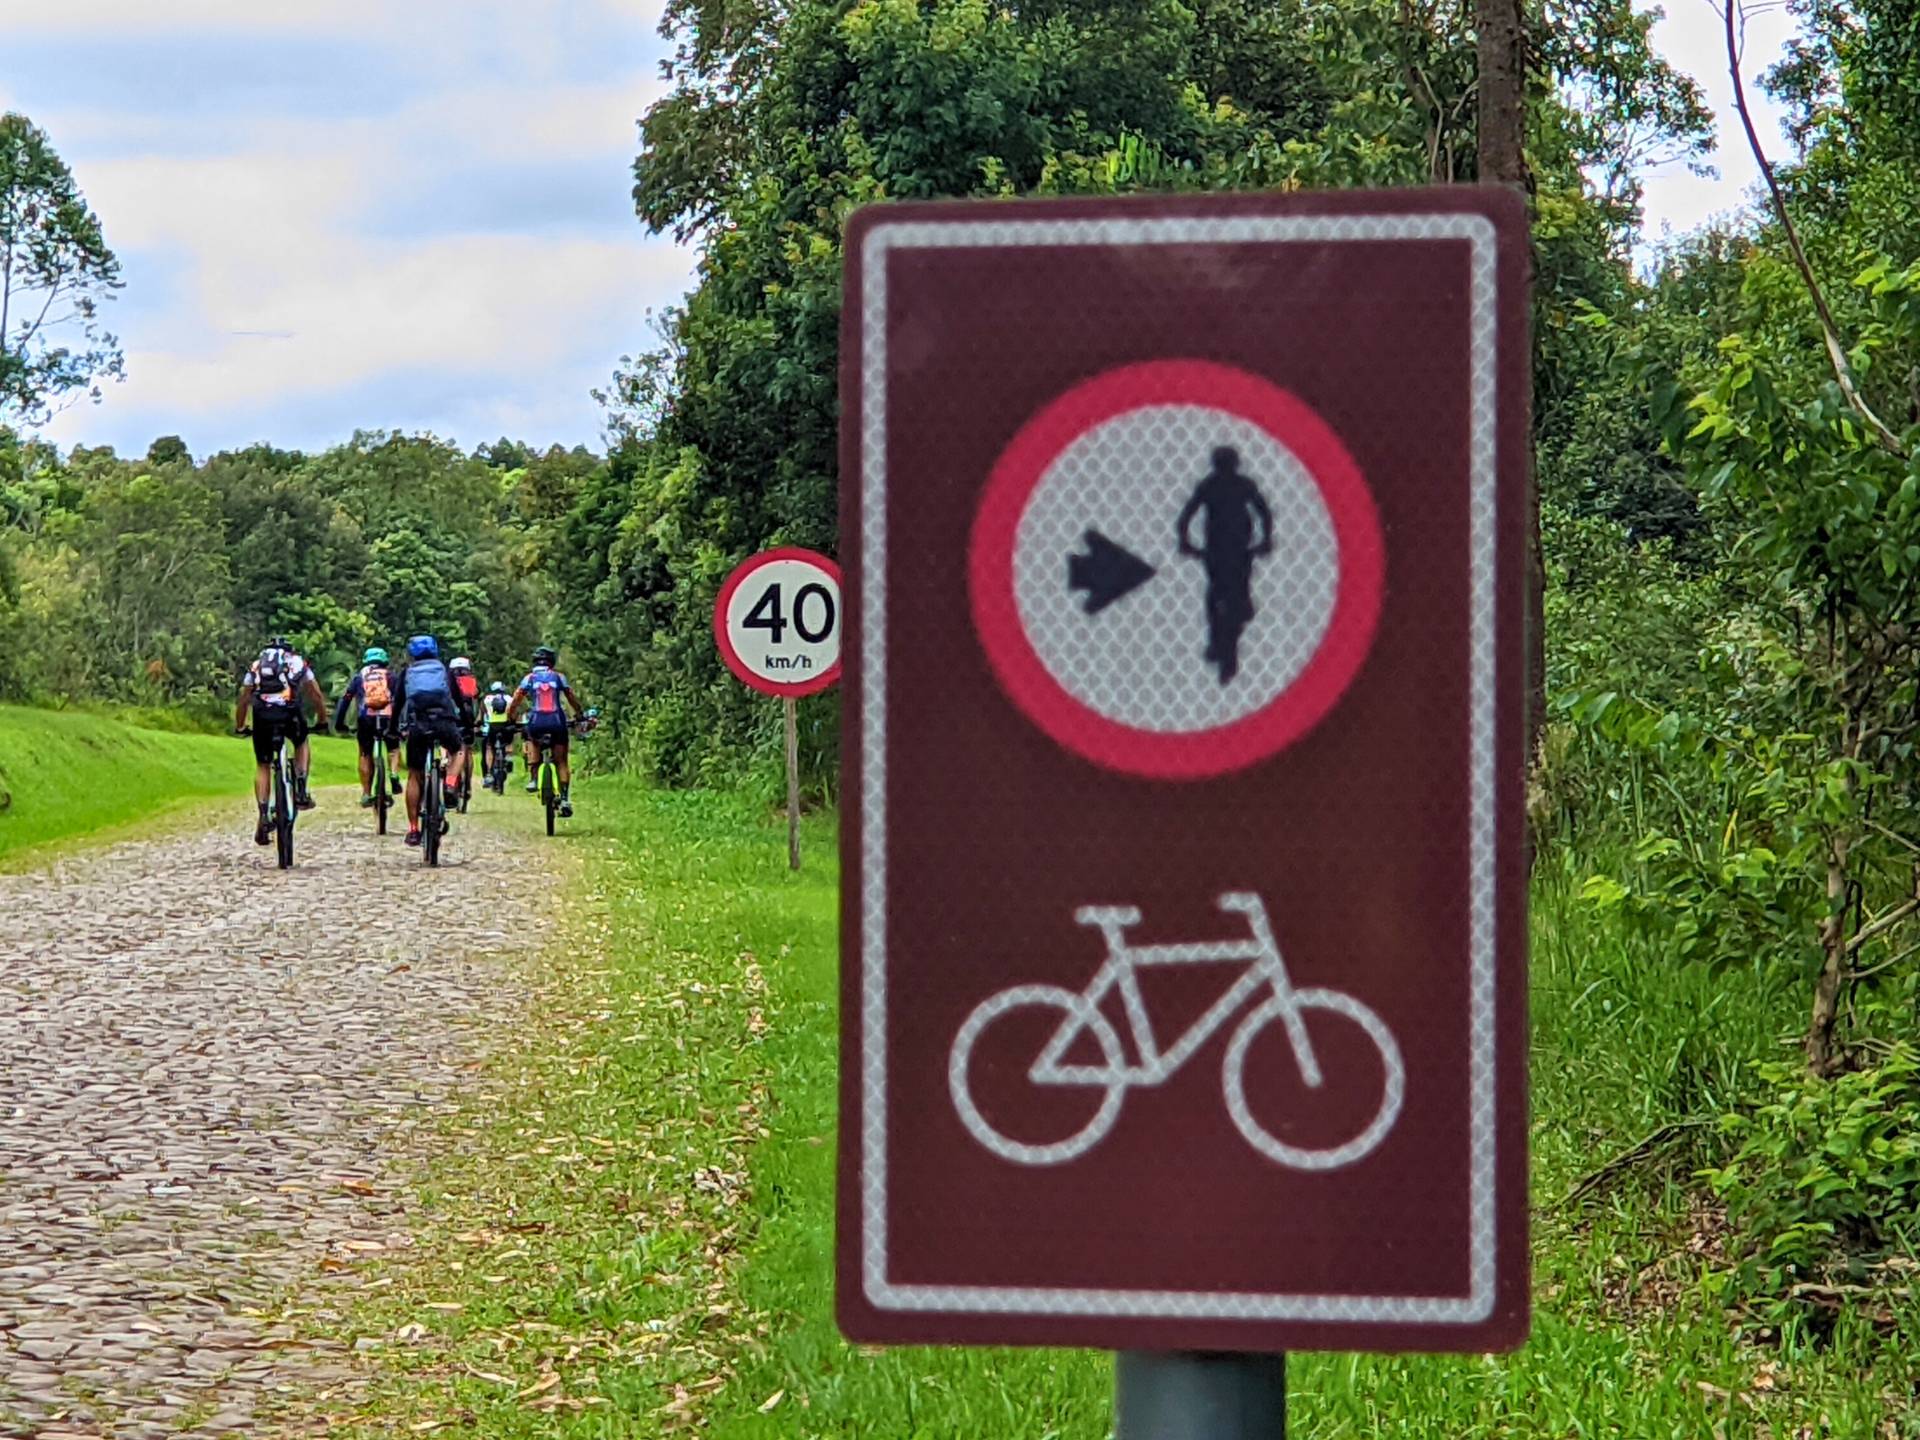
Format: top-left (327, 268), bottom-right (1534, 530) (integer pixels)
top-left (237, 720), bottom-right (298, 869)
top-left (530, 717), bottom-right (593, 837)
top-left (484, 726), bottom-right (516, 794)
top-left (369, 724), bottom-right (395, 836)
top-left (456, 735), bottom-right (473, 814)
top-left (419, 738), bottom-right (450, 867)
top-left (948, 891), bottom-right (1404, 1170)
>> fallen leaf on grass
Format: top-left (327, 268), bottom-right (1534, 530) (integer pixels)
top-left (424, 1302), bottom-right (465, 1313)
top-left (759, 1389), bottom-right (785, 1413)
top-left (517, 1373), bottom-right (561, 1400)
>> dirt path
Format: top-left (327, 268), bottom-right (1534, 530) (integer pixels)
top-left (0, 798), bottom-right (532, 1437)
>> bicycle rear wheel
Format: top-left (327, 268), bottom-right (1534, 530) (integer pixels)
top-left (423, 756), bottom-right (443, 867)
top-left (540, 760), bottom-right (557, 836)
top-left (273, 748), bottom-right (295, 869)
top-left (373, 745), bottom-right (390, 835)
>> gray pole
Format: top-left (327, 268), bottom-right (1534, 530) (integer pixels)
top-left (1115, 1352), bottom-right (1286, 1439)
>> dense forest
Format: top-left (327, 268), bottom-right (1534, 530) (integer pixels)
top-left (7, 0), bottom-right (1920, 1322)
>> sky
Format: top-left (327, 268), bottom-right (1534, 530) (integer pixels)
top-left (1, 0), bottom-right (1796, 460)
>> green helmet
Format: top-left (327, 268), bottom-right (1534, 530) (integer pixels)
top-left (362, 646), bottom-right (388, 665)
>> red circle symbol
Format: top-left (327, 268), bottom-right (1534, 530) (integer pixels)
top-left (968, 360), bottom-right (1383, 779)
top-left (714, 546), bottom-right (843, 698)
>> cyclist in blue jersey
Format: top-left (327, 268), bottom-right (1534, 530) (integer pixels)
top-left (508, 644), bottom-right (587, 817)
top-left (393, 635), bottom-right (474, 848)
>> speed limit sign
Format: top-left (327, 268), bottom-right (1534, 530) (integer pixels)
top-left (714, 546), bottom-right (842, 697)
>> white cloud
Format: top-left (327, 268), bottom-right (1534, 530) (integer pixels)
top-left (9, 2), bottom-right (693, 454)
top-left (1638, 1), bottom-right (1799, 244)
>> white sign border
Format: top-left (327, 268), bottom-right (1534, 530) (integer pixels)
top-left (858, 209), bottom-right (1501, 1325)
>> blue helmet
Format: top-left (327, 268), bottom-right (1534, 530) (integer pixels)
top-left (406, 635), bottom-right (439, 660)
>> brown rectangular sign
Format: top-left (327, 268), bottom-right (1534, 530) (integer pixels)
top-left (839, 188), bottom-right (1530, 1353)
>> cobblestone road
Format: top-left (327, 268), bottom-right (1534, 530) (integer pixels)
top-left (0, 800), bottom-right (529, 1437)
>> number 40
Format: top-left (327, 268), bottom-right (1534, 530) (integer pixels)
top-left (744, 582), bottom-right (836, 644)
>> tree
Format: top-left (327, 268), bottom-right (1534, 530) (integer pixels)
top-left (0, 113), bottom-right (123, 426)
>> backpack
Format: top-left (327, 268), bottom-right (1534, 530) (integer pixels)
top-left (254, 647), bottom-right (292, 699)
top-left (454, 670), bottom-right (479, 702)
top-left (405, 658), bottom-right (454, 716)
top-left (361, 665), bottom-right (392, 711)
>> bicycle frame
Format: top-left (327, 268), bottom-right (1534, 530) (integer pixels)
top-left (1034, 892), bottom-right (1324, 1090)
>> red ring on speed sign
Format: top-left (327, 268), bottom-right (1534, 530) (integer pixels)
top-left (714, 546), bottom-right (843, 698)
top-left (969, 360), bottom-right (1384, 779)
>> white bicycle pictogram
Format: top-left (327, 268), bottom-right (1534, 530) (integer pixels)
top-left (948, 891), bottom-right (1405, 1169)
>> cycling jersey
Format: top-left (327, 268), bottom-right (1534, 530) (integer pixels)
top-left (480, 694), bottom-right (514, 728)
top-left (516, 666), bottom-right (572, 716)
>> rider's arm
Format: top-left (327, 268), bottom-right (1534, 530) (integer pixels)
top-left (303, 672), bottom-right (331, 729)
top-left (234, 679), bottom-right (254, 731)
top-left (1174, 489), bottom-right (1204, 554)
top-left (332, 673), bottom-right (360, 733)
top-left (506, 683), bottom-right (528, 723)
top-left (1248, 486), bottom-right (1275, 552)
top-left (562, 677), bottom-right (585, 720)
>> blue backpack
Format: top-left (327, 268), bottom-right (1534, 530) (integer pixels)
top-left (405, 658), bottom-right (454, 718)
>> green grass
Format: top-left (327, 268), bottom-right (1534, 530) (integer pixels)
top-left (0, 703), bottom-right (358, 863)
top-left (312, 784), bottom-right (1918, 1437)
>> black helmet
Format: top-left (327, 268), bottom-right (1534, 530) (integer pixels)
top-left (532, 645), bottom-right (558, 667)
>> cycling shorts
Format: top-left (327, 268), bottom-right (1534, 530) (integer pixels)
top-left (404, 715), bottom-right (465, 772)
top-left (524, 712), bottom-right (569, 742)
top-left (356, 714), bottom-right (394, 758)
top-left (250, 704), bottom-right (307, 765)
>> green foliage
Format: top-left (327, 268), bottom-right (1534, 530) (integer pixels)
top-left (0, 428), bottom-right (562, 706)
top-left (0, 112), bottom-right (124, 425)
top-left (1705, 1027), bottom-right (1920, 1321)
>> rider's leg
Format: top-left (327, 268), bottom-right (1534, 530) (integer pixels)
top-left (254, 762), bottom-right (271, 805)
top-left (402, 730), bottom-right (424, 829)
top-left (293, 733), bottom-right (314, 806)
top-left (523, 736), bottom-right (539, 790)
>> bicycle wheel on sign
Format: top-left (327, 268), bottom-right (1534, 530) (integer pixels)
top-left (948, 984), bottom-right (1127, 1166)
top-left (1221, 989), bottom-right (1404, 1171)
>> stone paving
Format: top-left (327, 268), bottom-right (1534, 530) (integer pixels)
top-left (0, 801), bottom-right (529, 1437)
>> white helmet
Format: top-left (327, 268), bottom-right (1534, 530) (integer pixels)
top-left (449, 655), bottom-right (474, 673)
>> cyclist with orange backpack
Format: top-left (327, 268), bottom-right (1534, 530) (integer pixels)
top-left (333, 645), bottom-right (403, 807)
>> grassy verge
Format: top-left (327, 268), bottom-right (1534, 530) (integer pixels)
top-left (316, 783), bottom-right (1916, 1437)
top-left (0, 703), bottom-right (358, 864)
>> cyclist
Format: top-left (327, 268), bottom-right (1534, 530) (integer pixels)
top-left (233, 635), bottom-right (330, 845)
top-left (332, 645), bottom-right (402, 807)
top-left (449, 656), bottom-right (482, 766)
top-left (1175, 445), bottom-right (1274, 685)
top-left (479, 680), bottom-right (516, 786)
top-left (393, 635), bottom-right (472, 848)
top-left (508, 644), bottom-right (587, 817)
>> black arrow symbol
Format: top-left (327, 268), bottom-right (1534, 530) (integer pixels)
top-left (1066, 529), bottom-right (1157, 614)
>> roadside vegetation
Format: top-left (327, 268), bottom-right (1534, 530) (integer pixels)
top-left (0, 702), bottom-right (355, 864)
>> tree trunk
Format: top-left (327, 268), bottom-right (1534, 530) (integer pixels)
top-left (1807, 834), bottom-right (1850, 1076)
top-left (1474, 0), bottom-right (1545, 799)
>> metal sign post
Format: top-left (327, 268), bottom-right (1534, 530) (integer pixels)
top-left (1116, 1353), bottom-right (1287, 1439)
top-left (837, 188), bottom-right (1532, 1362)
top-left (713, 546), bottom-right (842, 869)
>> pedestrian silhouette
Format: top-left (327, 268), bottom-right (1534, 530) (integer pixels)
top-left (1175, 446), bottom-right (1274, 684)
